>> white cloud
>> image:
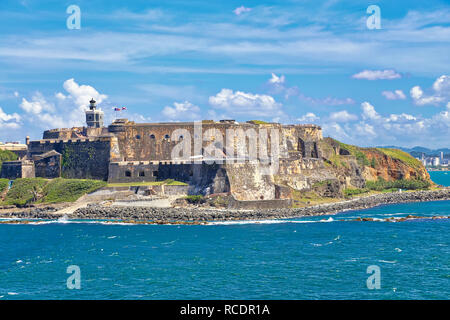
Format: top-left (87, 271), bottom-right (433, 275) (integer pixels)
top-left (0, 106), bottom-right (22, 131)
top-left (20, 92), bottom-right (55, 115)
top-left (162, 101), bottom-right (201, 121)
top-left (233, 6), bottom-right (252, 16)
top-left (410, 75), bottom-right (450, 106)
top-left (300, 95), bottom-right (355, 106)
top-left (319, 101), bottom-right (449, 148)
top-left (267, 73), bottom-right (354, 104)
top-left (209, 88), bottom-right (283, 117)
top-left (352, 70), bottom-right (401, 80)
top-left (382, 89), bottom-right (406, 100)
top-left (62, 78), bottom-right (107, 111)
top-left (17, 79), bottom-right (110, 131)
top-left (0, 107), bottom-right (21, 122)
top-left (355, 122), bottom-right (376, 137)
top-left (297, 112), bottom-right (319, 123)
top-left (268, 73), bottom-right (285, 84)
top-left (386, 113), bottom-right (416, 122)
top-left (0, 8), bottom-right (449, 77)
top-left (361, 101), bottom-right (381, 120)
top-left (329, 110), bottom-right (358, 122)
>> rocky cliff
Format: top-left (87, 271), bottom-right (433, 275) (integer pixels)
top-left (320, 137), bottom-right (430, 184)
top-left (223, 137), bottom-right (433, 205)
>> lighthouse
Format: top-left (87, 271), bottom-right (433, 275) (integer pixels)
top-left (85, 98), bottom-right (104, 128)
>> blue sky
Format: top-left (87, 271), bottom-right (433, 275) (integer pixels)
top-left (0, 0), bottom-right (449, 148)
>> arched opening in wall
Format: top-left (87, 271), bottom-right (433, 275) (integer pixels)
top-left (150, 134), bottom-right (155, 139)
top-left (189, 170), bottom-right (193, 177)
top-left (152, 171), bottom-right (158, 177)
top-left (179, 135), bottom-right (184, 140)
top-left (125, 171), bottom-right (131, 177)
top-left (164, 134), bottom-right (170, 140)
top-left (298, 138), bottom-right (306, 157)
top-left (139, 171), bottom-right (145, 177)
top-left (260, 195), bottom-right (264, 200)
top-left (136, 134), bottom-right (141, 139)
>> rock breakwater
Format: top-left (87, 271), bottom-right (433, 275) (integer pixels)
top-left (0, 189), bottom-right (449, 222)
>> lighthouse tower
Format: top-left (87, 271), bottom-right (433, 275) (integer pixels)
top-left (85, 98), bottom-right (104, 128)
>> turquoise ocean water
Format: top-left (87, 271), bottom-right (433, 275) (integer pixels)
top-left (0, 172), bottom-right (448, 300)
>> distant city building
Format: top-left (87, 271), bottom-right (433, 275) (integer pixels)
top-left (432, 157), bottom-right (440, 166)
top-left (0, 141), bottom-right (28, 159)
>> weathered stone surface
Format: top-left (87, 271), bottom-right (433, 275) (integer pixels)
top-left (5, 118), bottom-right (432, 203)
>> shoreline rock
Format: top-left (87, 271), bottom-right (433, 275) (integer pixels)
top-left (0, 188), bottom-right (449, 222)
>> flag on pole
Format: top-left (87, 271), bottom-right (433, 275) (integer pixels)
top-left (122, 106), bottom-right (127, 110)
top-left (114, 107), bottom-right (121, 111)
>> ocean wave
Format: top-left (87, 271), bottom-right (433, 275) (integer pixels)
top-left (378, 260), bottom-right (397, 264)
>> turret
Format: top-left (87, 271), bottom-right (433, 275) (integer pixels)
top-left (85, 98), bottom-right (104, 128)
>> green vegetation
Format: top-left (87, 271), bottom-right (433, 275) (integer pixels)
top-left (106, 179), bottom-right (187, 187)
top-left (290, 189), bottom-right (341, 208)
top-left (1, 178), bottom-right (48, 206)
top-left (328, 139), bottom-right (424, 171)
top-left (365, 177), bottom-right (431, 191)
top-left (337, 141), bottom-right (370, 166)
top-left (163, 179), bottom-right (188, 186)
top-left (376, 148), bottom-right (423, 170)
top-left (0, 149), bottom-right (18, 171)
top-left (0, 178), bottom-right (106, 206)
top-left (370, 157), bottom-right (377, 169)
top-left (0, 178), bottom-right (9, 193)
top-left (312, 179), bottom-right (335, 188)
top-left (248, 120), bottom-right (269, 124)
top-left (42, 178), bottom-right (106, 203)
top-left (343, 187), bottom-right (369, 197)
top-left (183, 195), bottom-right (205, 204)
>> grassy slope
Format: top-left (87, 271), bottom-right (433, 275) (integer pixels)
top-left (324, 139), bottom-right (431, 195)
top-left (1, 178), bottom-right (107, 205)
top-left (0, 178), bottom-right (9, 193)
top-left (42, 178), bottom-right (107, 203)
top-left (330, 138), bottom-right (424, 172)
top-left (1, 178), bottom-right (48, 206)
top-left (375, 148), bottom-right (423, 170)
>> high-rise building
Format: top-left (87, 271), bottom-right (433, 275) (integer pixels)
top-left (432, 157), bottom-right (440, 166)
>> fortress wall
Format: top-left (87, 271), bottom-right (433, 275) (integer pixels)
top-left (29, 138), bottom-right (112, 180)
top-left (0, 160), bottom-right (35, 179)
top-left (59, 139), bottom-right (112, 180)
top-left (34, 153), bottom-right (61, 179)
top-left (108, 161), bottom-right (230, 195)
top-left (109, 122), bottom-right (318, 162)
top-left (108, 162), bottom-right (160, 183)
top-left (224, 162), bottom-right (276, 201)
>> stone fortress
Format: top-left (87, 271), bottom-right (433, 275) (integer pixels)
top-left (1, 98), bottom-right (363, 203)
